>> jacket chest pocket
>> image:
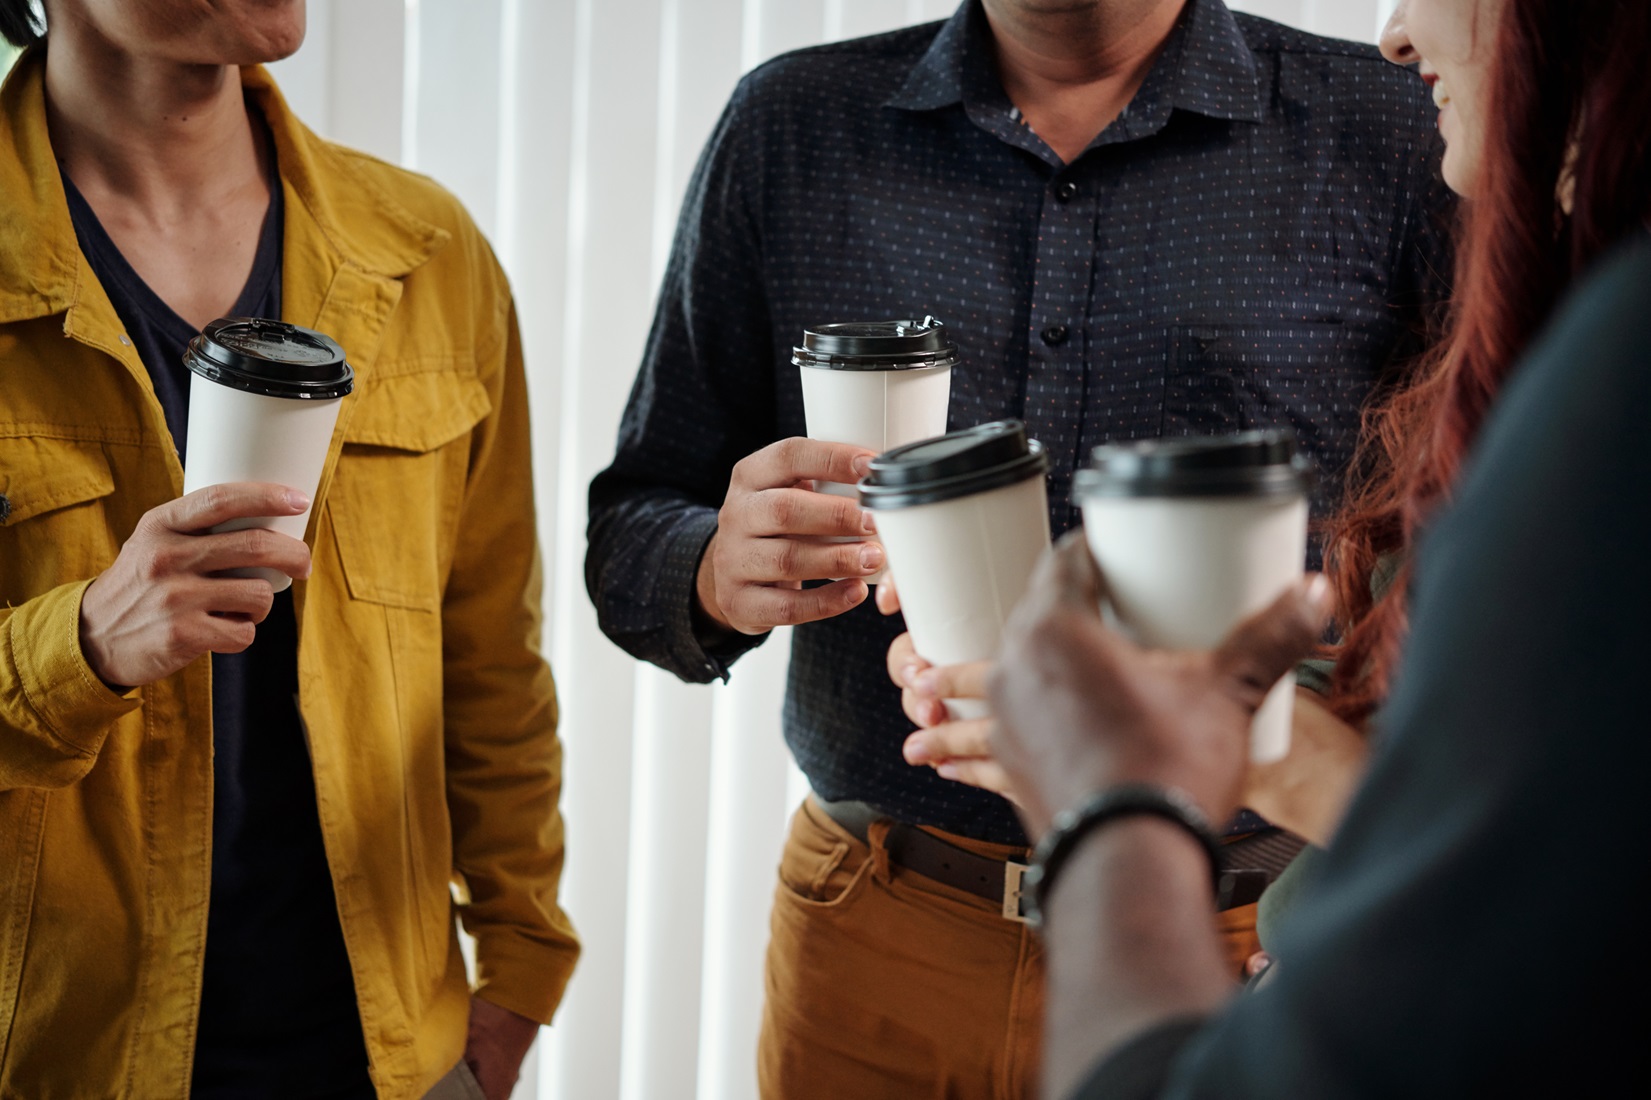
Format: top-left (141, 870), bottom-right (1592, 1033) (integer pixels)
top-left (0, 437), bottom-right (118, 599)
top-left (327, 373), bottom-right (493, 612)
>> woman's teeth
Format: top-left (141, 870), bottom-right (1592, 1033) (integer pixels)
top-left (1432, 80), bottom-right (1452, 109)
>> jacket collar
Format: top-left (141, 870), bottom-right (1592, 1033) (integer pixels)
top-left (0, 48), bottom-right (447, 328)
top-left (886, 0), bottom-right (1262, 145)
top-left (0, 47), bottom-right (78, 326)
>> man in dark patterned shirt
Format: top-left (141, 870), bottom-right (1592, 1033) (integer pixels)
top-left (587, 0), bottom-right (1450, 1094)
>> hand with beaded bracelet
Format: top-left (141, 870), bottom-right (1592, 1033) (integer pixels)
top-left (984, 533), bottom-right (1330, 1099)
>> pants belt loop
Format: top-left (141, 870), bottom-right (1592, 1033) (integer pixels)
top-left (868, 818), bottom-right (895, 885)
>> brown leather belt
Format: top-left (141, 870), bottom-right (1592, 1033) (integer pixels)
top-left (816, 798), bottom-right (1034, 921)
top-left (816, 798), bottom-right (1305, 921)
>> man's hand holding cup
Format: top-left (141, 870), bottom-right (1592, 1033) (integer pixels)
top-left (79, 482), bottom-right (314, 690)
top-left (695, 437), bottom-right (883, 636)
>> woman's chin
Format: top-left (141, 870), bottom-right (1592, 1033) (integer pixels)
top-left (1439, 137), bottom-right (1480, 200)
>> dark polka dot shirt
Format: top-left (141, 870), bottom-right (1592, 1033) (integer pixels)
top-left (586, 0), bottom-right (1454, 845)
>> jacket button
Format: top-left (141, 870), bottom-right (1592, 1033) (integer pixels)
top-left (1054, 180), bottom-right (1079, 203)
top-left (1041, 324), bottom-right (1070, 347)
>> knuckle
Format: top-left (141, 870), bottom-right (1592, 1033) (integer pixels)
top-left (247, 584), bottom-right (276, 621)
top-left (772, 436), bottom-right (805, 469)
top-left (137, 543), bottom-right (173, 582)
top-left (726, 591), bottom-right (770, 633)
top-left (812, 581), bottom-right (858, 618)
top-left (764, 492), bottom-right (796, 532)
top-left (771, 601), bottom-right (807, 627)
top-left (769, 540), bottom-right (801, 579)
top-left (715, 498), bottom-right (742, 536)
top-left (742, 587), bottom-right (792, 626)
top-left (135, 507), bottom-right (167, 539)
top-left (836, 544), bottom-right (868, 575)
top-left (249, 527), bottom-right (284, 557)
top-left (216, 622), bottom-right (254, 654)
top-left (225, 528), bottom-right (260, 560)
top-left (162, 617), bottom-right (197, 657)
top-left (157, 581), bottom-right (192, 616)
top-left (198, 483), bottom-right (232, 517)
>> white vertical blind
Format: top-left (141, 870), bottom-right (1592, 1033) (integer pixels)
top-left (263, 3), bottom-right (1394, 1098)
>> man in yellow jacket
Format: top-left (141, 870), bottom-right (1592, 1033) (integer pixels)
top-left (0, 2), bottom-right (578, 1097)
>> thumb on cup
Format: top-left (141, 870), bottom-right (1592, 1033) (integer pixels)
top-left (1213, 575), bottom-right (1333, 710)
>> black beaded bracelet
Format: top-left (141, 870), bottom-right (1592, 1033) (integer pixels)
top-left (1023, 784), bottom-right (1223, 930)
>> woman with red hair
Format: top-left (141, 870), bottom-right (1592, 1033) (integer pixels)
top-left (1244, 0), bottom-right (1651, 852)
top-left (983, 0), bottom-right (1651, 1095)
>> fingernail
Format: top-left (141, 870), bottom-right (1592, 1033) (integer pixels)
top-left (936, 763), bottom-right (960, 781)
top-left (860, 510), bottom-right (877, 534)
top-left (903, 736), bottom-right (930, 764)
top-left (922, 700), bottom-right (948, 726)
top-left (900, 662), bottom-right (923, 689)
top-left (287, 490), bottom-right (311, 510)
top-left (852, 455), bottom-right (873, 477)
top-left (1304, 574), bottom-right (1331, 611)
top-left (860, 543), bottom-right (884, 571)
top-left (914, 670), bottom-right (939, 697)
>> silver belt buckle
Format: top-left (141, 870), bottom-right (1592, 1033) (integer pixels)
top-left (1002, 860), bottom-right (1030, 923)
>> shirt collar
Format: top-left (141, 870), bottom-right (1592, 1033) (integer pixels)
top-left (1161, 0), bottom-right (1264, 125)
top-left (883, 0), bottom-right (976, 113)
top-left (885, 0), bottom-right (1263, 134)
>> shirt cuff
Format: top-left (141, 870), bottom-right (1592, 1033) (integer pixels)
top-left (662, 509), bottom-right (766, 682)
top-left (472, 928), bottom-right (582, 1027)
top-left (5, 579), bottom-right (140, 756)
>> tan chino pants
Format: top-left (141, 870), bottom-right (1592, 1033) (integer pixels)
top-left (757, 798), bottom-right (1260, 1100)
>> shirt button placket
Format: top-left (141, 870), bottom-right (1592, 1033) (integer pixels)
top-left (1023, 173), bottom-right (1094, 506)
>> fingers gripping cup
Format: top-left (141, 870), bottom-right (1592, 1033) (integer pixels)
top-left (181, 318), bottom-right (355, 592)
top-left (859, 421), bottom-right (1052, 721)
top-left (1075, 432), bottom-right (1312, 764)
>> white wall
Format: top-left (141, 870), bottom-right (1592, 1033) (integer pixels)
top-left (267, 2), bottom-right (1399, 1098)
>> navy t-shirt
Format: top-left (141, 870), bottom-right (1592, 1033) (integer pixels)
top-left (63, 130), bottom-right (375, 1098)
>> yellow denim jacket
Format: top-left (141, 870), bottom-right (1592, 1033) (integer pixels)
top-left (0, 52), bottom-right (578, 1099)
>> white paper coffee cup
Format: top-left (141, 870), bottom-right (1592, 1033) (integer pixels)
top-left (796, 318), bottom-right (956, 582)
top-left (1075, 432), bottom-right (1312, 764)
top-left (860, 420), bottom-right (1052, 720)
top-left (181, 318), bottom-right (354, 592)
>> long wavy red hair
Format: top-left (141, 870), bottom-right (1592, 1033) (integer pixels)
top-left (1324, 0), bottom-right (1651, 724)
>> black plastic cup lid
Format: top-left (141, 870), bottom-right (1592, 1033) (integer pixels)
top-left (793, 315), bottom-right (959, 371)
top-left (859, 420), bottom-right (1049, 510)
top-left (1075, 430), bottom-right (1312, 500)
top-left (184, 317), bottom-right (355, 400)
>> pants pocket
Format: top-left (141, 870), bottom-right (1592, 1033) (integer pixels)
top-left (775, 801), bottom-right (872, 909)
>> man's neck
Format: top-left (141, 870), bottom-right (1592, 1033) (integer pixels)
top-left (982, 0), bottom-right (1189, 164)
top-left (44, 20), bottom-right (265, 226)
